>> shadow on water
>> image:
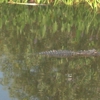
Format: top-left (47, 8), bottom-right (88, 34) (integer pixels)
top-left (0, 3), bottom-right (100, 100)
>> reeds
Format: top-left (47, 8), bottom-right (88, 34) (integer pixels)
top-left (7, 0), bottom-right (100, 11)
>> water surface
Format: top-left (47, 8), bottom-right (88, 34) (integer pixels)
top-left (0, 4), bottom-right (100, 100)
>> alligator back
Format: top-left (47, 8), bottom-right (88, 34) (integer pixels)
top-left (38, 49), bottom-right (99, 58)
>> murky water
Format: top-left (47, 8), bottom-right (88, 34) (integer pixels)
top-left (0, 71), bottom-right (11, 100)
top-left (0, 4), bottom-right (100, 100)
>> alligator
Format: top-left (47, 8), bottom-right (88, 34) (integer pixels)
top-left (38, 49), bottom-right (100, 58)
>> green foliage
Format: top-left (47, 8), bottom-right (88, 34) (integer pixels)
top-left (1, 3), bottom-right (100, 42)
top-left (1, 0), bottom-right (100, 11)
top-left (0, 0), bottom-right (5, 3)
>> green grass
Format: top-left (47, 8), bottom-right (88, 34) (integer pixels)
top-left (4, 0), bottom-right (100, 11)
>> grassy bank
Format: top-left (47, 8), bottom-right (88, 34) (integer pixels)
top-left (4, 0), bottom-right (99, 11)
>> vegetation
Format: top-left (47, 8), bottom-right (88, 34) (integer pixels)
top-left (0, 0), bottom-right (100, 100)
top-left (1, 0), bottom-right (100, 11)
top-left (1, 3), bottom-right (100, 41)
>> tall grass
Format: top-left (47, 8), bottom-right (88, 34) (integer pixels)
top-left (7, 0), bottom-right (100, 11)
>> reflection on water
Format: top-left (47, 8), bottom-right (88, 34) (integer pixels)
top-left (0, 71), bottom-right (11, 100)
top-left (0, 52), bottom-right (100, 100)
top-left (0, 3), bottom-right (100, 100)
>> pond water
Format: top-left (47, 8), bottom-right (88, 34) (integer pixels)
top-left (0, 3), bottom-right (100, 100)
top-left (0, 71), bottom-right (11, 100)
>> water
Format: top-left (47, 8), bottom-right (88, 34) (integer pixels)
top-left (0, 4), bottom-right (100, 100)
top-left (0, 71), bottom-right (11, 100)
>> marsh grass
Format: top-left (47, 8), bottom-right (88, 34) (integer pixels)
top-left (6, 0), bottom-right (100, 10)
